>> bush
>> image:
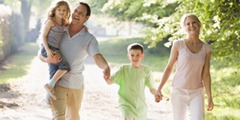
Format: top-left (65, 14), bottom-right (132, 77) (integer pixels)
top-left (0, 5), bottom-right (25, 62)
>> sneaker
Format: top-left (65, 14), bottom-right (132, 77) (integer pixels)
top-left (44, 84), bottom-right (57, 100)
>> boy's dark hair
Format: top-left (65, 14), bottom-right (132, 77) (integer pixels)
top-left (75, 2), bottom-right (91, 16)
top-left (127, 43), bottom-right (144, 53)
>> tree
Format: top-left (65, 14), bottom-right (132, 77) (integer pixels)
top-left (100, 0), bottom-right (240, 67)
top-left (4, 0), bottom-right (52, 41)
top-left (143, 0), bottom-right (240, 67)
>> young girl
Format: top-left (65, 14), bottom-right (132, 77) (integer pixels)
top-left (40, 0), bottom-right (71, 103)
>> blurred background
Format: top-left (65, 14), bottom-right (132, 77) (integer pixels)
top-left (0, 0), bottom-right (239, 119)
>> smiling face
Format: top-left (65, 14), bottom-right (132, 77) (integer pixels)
top-left (184, 16), bottom-right (201, 35)
top-left (128, 49), bottom-right (144, 67)
top-left (71, 4), bottom-right (89, 25)
top-left (48, 1), bottom-right (71, 20)
top-left (55, 5), bottom-right (68, 19)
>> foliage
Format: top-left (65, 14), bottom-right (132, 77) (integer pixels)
top-left (98, 0), bottom-right (178, 24)
top-left (88, 0), bottom-right (108, 14)
top-left (0, 4), bottom-right (26, 61)
top-left (99, 36), bottom-right (169, 71)
top-left (149, 0), bottom-right (240, 67)
top-left (0, 8), bottom-right (12, 61)
top-left (4, 0), bottom-right (51, 17)
top-left (99, 0), bottom-right (240, 68)
top-left (0, 43), bottom-right (38, 83)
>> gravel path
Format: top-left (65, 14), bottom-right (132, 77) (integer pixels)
top-left (0, 56), bottom-right (173, 120)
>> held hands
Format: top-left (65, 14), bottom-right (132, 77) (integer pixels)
top-left (154, 91), bottom-right (163, 103)
top-left (105, 79), bottom-right (113, 85)
top-left (103, 66), bottom-right (110, 81)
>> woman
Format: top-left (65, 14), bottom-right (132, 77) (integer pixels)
top-left (156, 13), bottom-right (214, 120)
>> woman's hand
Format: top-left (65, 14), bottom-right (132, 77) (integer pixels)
top-left (155, 91), bottom-right (163, 103)
top-left (207, 98), bottom-right (214, 111)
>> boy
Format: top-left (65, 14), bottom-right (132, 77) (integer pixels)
top-left (106, 43), bottom-right (161, 120)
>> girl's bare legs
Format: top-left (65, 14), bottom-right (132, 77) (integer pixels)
top-left (44, 70), bottom-right (67, 100)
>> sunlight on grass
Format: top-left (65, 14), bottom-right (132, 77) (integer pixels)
top-left (0, 43), bottom-right (38, 84)
top-left (0, 37), bottom-right (239, 119)
top-left (209, 66), bottom-right (240, 120)
top-left (206, 107), bottom-right (240, 120)
top-left (99, 36), bottom-right (169, 72)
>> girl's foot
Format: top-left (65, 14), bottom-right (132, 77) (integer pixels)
top-left (44, 84), bottom-right (57, 100)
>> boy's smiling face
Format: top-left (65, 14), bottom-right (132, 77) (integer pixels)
top-left (128, 49), bottom-right (144, 67)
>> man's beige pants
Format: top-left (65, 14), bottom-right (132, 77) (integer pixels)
top-left (51, 84), bottom-right (84, 120)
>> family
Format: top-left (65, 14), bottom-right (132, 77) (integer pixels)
top-left (37, 1), bottom-right (214, 120)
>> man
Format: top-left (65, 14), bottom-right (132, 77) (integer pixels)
top-left (39, 2), bottom-right (110, 120)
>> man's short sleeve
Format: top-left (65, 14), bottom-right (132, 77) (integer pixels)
top-left (87, 36), bottom-right (101, 57)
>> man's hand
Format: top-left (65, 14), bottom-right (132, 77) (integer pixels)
top-left (93, 54), bottom-right (111, 81)
top-left (46, 52), bottom-right (62, 64)
top-left (103, 66), bottom-right (110, 81)
top-left (38, 49), bottom-right (62, 64)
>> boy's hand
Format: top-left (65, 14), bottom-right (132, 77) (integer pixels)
top-left (154, 91), bottom-right (163, 103)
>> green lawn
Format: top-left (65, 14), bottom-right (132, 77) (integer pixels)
top-left (0, 43), bottom-right (39, 84)
top-left (99, 36), bottom-right (169, 72)
top-left (0, 37), bottom-right (239, 119)
top-left (206, 66), bottom-right (240, 120)
top-left (100, 36), bottom-right (240, 120)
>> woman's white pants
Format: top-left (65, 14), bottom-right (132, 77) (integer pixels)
top-left (171, 87), bottom-right (205, 120)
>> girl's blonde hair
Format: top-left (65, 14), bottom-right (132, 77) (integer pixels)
top-left (180, 13), bottom-right (202, 29)
top-left (47, 0), bottom-right (71, 20)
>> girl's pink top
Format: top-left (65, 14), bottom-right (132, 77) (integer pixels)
top-left (172, 40), bottom-right (211, 89)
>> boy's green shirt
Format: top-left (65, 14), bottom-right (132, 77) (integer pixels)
top-left (111, 64), bottom-right (155, 120)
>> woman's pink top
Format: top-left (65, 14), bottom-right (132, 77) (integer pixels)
top-left (172, 40), bottom-right (211, 89)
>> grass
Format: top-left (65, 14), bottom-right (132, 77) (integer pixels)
top-left (99, 36), bottom-right (169, 72)
top-left (0, 37), bottom-right (239, 119)
top-left (0, 43), bottom-right (39, 84)
top-left (100, 36), bottom-right (240, 119)
top-left (206, 66), bottom-right (240, 120)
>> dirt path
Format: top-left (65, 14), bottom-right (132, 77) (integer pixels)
top-left (0, 56), bottom-right (173, 120)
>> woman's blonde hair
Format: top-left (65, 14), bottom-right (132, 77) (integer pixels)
top-left (47, 0), bottom-right (71, 20)
top-left (180, 13), bottom-right (202, 29)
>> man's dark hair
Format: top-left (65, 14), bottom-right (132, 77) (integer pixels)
top-left (79, 2), bottom-right (91, 16)
top-left (127, 43), bottom-right (144, 53)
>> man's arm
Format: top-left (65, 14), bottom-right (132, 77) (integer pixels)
top-left (93, 53), bottom-right (110, 80)
top-left (37, 49), bottom-right (61, 64)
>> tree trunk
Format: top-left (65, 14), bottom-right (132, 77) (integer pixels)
top-left (128, 21), bottom-right (132, 36)
top-left (20, 0), bottom-right (32, 41)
